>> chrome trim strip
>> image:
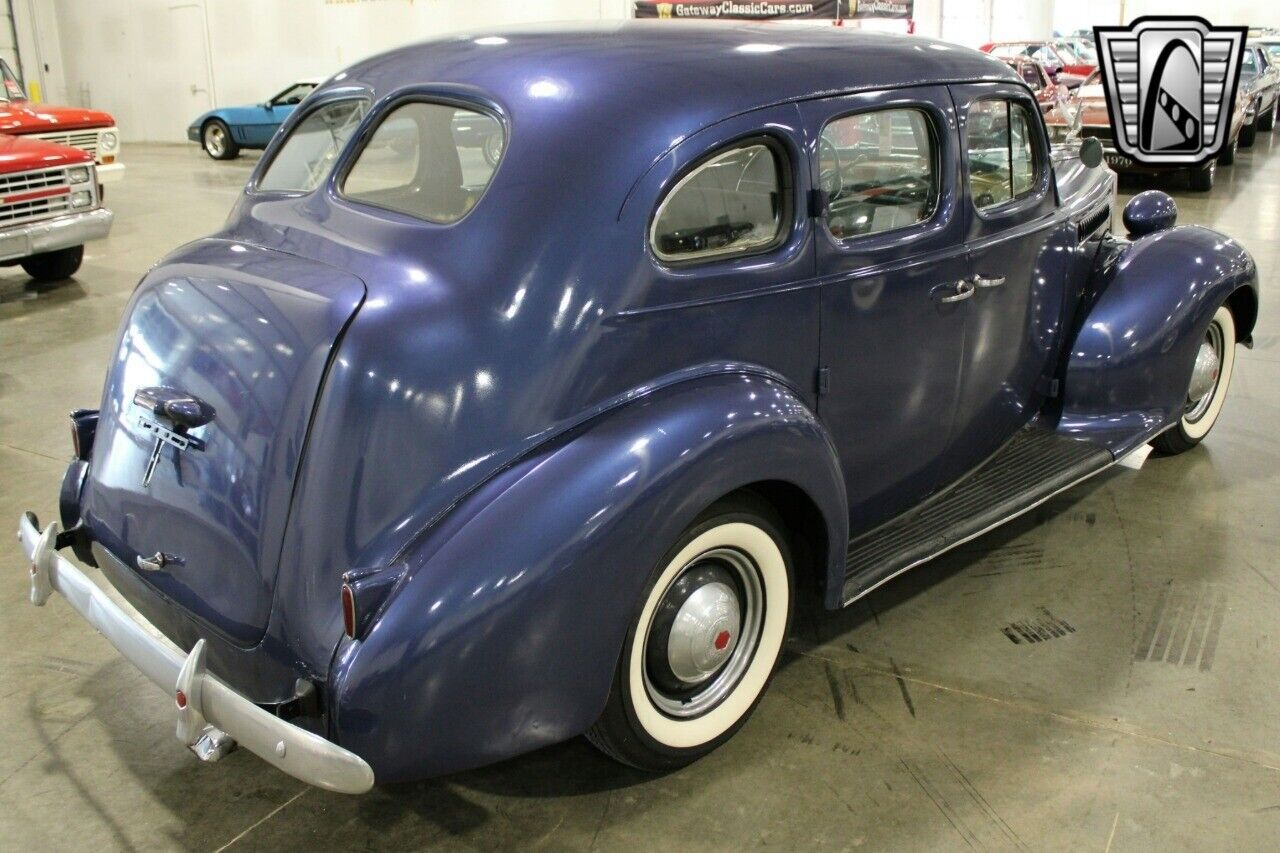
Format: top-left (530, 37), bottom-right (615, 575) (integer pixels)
top-left (17, 513), bottom-right (375, 794)
top-left (841, 453), bottom-right (1118, 607)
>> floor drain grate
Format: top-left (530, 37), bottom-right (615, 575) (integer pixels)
top-left (1135, 584), bottom-right (1226, 671)
top-left (1001, 607), bottom-right (1076, 644)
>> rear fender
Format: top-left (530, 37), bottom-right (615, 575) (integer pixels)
top-left (1059, 226), bottom-right (1258, 454)
top-left (328, 370), bottom-right (845, 781)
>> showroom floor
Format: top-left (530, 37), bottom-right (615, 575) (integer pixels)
top-left (2, 140), bottom-right (1279, 851)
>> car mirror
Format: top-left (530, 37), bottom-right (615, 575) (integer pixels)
top-left (1123, 190), bottom-right (1178, 237)
top-left (1079, 136), bottom-right (1104, 168)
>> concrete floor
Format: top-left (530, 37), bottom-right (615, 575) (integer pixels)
top-left (1, 139), bottom-right (1279, 851)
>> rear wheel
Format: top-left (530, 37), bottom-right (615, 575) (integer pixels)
top-left (202, 119), bottom-right (239, 160)
top-left (1189, 159), bottom-right (1216, 191)
top-left (586, 495), bottom-right (793, 771)
top-left (1152, 305), bottom-right (1236, 455)
top-left (21, 245), bottom-right (83, 281)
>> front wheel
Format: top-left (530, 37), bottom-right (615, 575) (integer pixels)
top-left (1152, 305), bottom-right (1237, 455)
top-left (586, 495), bottom-right (793, 771)
top-left (21, 245), bottom-right (83, 281)
top-left (1189, 159), bottom-right (1216, 191)
top-left (1260, 99), bottom-right (1277, 132)
top-left (202, 120), bottom-right (239, 160)
top-left (1240, 118), bottom-right (1258, 148)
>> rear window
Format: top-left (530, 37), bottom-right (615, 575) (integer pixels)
top-left (341, 102), bottom-right (504, 224)
top-left (258, 99), bottom-right (368, 193)
top-left (650, 141), bottom-right (786, 263)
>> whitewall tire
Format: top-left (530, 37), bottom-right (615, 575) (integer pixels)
top-left (587, 495), bottom-right (793, 770)
top-left (1152, 304), bottom-right (1237, 454)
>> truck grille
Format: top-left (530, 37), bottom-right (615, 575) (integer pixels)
top-left (27, 129), bottom-right (99, 160)
top-left (0, 167), bottom-right (77, 226)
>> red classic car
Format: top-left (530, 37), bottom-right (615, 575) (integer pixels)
top-left (981, 40), bottom-right (1095, 89)
top-left (0, 58), bottom-right (123, 188)
top-left (0, 132), bottom-right (113, 279)
top-left (1001, 56), bottom-right (1069, 113)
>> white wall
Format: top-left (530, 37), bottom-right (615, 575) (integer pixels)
top-left (1054, 0), bottom-right (1272, 38)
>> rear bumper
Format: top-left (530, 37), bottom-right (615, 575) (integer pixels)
top-left (0, 208), bottom-right (113, 263)
top-left (16, 512), bottom-right (375, 794)
top-left (97, 162), bottom-right (125, 183)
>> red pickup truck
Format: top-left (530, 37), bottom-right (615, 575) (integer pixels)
top-left (0, 58), bottom-right (123, 189)
top-left (0, 132), bottom-right (113, 279)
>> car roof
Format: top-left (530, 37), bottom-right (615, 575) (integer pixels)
top-left (334, 21), bottom-right (1017, 119)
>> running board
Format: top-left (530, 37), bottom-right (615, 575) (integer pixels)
top-left (841, 428), bottom-right (1114, 605)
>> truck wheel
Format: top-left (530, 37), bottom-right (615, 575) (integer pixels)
top-left (1218, 137), bottom-right (1237, 166)
top-left (1261, 100), bottom-right (1277, 132)
top-left (1189, 160), bottom-right (1216, 191)
top-left (1152, 305), bottom-right (1236, 455)
top-left (202, 120), bottom-right (239, 160)
top-left (586, 494), bottom-right (793, 771)
top-left (21, 245), bottom-right (83, 282)
top-left (1240, 118), bottom-right (1257, 148)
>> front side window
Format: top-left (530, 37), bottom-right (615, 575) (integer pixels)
top-left (271, 82), bottom-right (317, 107)
top-left (650, 142), bottom-right (785, 262)
top-left (258, 99), bottom-right (367, 193)
top-left (342, 102), bottom-right (503, 224)
top-left (818, 108), bottom-right (937, 240)
top-left (967, 99), bottom-right (1041, 211)
top-left (1243, 49), bottom-right (1258, 74)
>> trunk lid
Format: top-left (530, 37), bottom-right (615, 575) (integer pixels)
top-left (81, 240), bottom-right (365, 647)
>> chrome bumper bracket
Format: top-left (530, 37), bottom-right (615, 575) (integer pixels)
top-left (16, 512), bottom-right (374, 793)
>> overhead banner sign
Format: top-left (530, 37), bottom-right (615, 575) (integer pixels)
top-left (633, 1), bottom-right (912, 20)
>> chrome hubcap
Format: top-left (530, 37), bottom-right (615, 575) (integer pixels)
top-left (642, 547), bottom-right (763, 718)
top-left (1185, 322), bottom-right (1224, 423)
top-left (205, 126), bottom-right (225, 156)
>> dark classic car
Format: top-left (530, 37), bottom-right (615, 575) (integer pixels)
top-left (19, 24), bottom-right (1259, 793)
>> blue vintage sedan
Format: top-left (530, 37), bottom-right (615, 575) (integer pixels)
top-left (187, 79), bottom-right (320, 159)
top-left (22, 24), bottom-right (1259, 793)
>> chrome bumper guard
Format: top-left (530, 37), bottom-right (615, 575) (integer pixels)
top-left (17, 513), bottom-right (374, 794)
top-left (0, 208), bottom-right (114, 263)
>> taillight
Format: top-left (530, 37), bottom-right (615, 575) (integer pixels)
top-left (341, 583), bottom-right (357, 639)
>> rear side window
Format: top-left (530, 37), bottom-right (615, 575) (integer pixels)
top-left (967, 99), bottom-right (1040, 210)
top-left (342, 102), bottom-right (503, 224)
top-left (650, 141), bottom-right (786, 263)
top-left (818, 108), bottom-right (937, 240)
top-left (259, 99), bottom-right (367, 193)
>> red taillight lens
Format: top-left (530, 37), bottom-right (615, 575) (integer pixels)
top-left (341, 583), bottom-right (357, 639)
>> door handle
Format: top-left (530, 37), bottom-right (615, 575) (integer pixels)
top-left (972, 274), bottom-right (1006, 288)
top-left (937, 280), bottom-right (976, 303)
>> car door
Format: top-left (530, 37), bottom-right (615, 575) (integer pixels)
top-left (800, 87), bottom-right (972, 531)
top-left (947, 83), bottom-right (1069, 475)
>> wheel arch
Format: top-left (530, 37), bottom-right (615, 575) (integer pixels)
top-left (327, 369), bottom-right (847, 781)
top-left (1227, 282), bottom-right (1259, 345)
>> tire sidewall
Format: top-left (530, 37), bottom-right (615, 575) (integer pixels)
top-left (1179, 305), bottom-right (1237, 442)
top-left (615, 501), bottom-right (793, 763)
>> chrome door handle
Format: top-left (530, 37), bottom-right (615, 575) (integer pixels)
top-left (972, 274), bottom-right (1006, 288)
top-left (136, 551), bottom-right (174, 572)
top-left (938, 280), bottom-right (976, 303)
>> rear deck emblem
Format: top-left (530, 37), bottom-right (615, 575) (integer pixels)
top-left (1095, 17), bottom-right (1247, 166)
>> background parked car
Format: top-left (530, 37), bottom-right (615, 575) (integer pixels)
top-left (1239, 42), bottom-right (1280, 145)
top-left (0, 57), bottom-right (123, 191)
top-left (188, 79), bottom-right (321, 160)
top-left (1044, 69), bottom-right (1251, 191)
top-left (1001, 56), bottom-right (1070, 113)
top-left (981, 40), bottom-right (1094, 88)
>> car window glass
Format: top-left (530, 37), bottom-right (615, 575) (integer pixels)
top-left (1266, 44), bottom-right (1280, 63)
top-left (651, 142), bottom-right (784, 262)
top-left (343, 102), bottom-right (502, 224)
top-left (1243, 50), bottom-right (1257, 73)
top-left (274, 83), bottom-right (316, 106)
top-left (258, 99), bottom-right (367, 192)
top-left (818, 108), bottom-right (937, 240)
top-left (1017, 63), bottom-right (1042, 89)
top-left (967, 99), bottom-right (1040, 210)
top-left (0, 59), bottom-right (24, 101)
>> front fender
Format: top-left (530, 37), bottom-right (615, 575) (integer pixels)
top-left (329, 371), bottom-right (845, 781)
top-left (1060, 226), bottom-right (1257, 455)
